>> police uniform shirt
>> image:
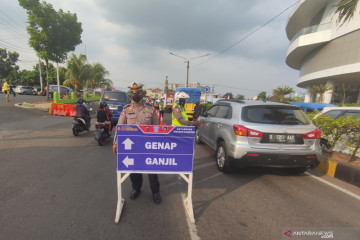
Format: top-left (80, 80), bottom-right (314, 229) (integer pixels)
top-left (114, 101), bottom-right (159, 144)
top-left (173, 106), bottom-right (193, 126)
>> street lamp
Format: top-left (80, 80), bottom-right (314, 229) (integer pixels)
top-left (169, 52), bottom-right (210, 87)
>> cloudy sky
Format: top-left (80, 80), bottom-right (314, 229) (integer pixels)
top-left (1, 0), bottom-right (304, 98)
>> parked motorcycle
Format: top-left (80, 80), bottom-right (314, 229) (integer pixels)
top-left (72, 115), bottom-right (91, 136)
top-left (94, 123), bottom-right (111, 146)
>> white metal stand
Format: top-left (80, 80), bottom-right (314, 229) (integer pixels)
top-left (115, 172), bottom-right (130, 224)
top-left (179, 173), bottom-right (195, 223)
top-left (114, 172), bottom-right (195, 224)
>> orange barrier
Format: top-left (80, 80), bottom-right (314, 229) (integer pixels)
top-left (51, 103), bottom-right (75, 117)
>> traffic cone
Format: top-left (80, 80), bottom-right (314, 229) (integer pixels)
top-left (160, 114), bottom-right (164, 125)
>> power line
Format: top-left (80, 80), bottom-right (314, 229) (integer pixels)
top-left (193, 1), bottom-right (298, 68)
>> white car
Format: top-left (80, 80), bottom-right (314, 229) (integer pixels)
top-left (315, 107), bottom-right (360, 119)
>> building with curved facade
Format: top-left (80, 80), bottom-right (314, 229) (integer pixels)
top-left (286, 0), bottom-right (360, 103)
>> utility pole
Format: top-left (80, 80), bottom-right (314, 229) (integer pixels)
top-left (38, 57), bottom-right (43, 92)
top-left (169, 52), bottom-right (210, 88)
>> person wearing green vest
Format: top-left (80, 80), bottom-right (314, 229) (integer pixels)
top-left (159, 98), bottom-right (165, 118)
top-left (172, 91), bottom-right (201, 127)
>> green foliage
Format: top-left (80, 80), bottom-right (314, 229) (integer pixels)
top-left (257, 91), bottom-right (267, 101)
top-left (309, 84), bottom-right (333, 103)
top-left (308, 112), bottom-right (355, 152)
top-left (19, 0), bottom-right (83, 63)
top-left (0, 48), bottom-right (19, 80)
top-left (343, 118), bottom-right (360, 162)
top-left (235, 94), bottom-right (244, 100)
top-left (202, 102), bottom-right (213, 112)
top-left (222, 92), bottom-right (233, 99)
top-left (272, 86), bottom-right (294, 102)
top-left (335, 0), bottom-right (359, 25)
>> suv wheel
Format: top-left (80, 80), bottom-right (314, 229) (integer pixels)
top-left (195, 128), bottom-right (202, 144)
top-left (216, 141), bottom-right (231, 172)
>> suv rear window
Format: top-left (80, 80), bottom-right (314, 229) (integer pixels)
top-left (102, 92), bottom-right (127, 102)
top-left (242, 105), bottom-right (310, 125)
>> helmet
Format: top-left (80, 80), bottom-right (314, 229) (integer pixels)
top-left (174, 92), bottom-right (189, 103)
top-left (100, 102), bottom-right (106, 108)
top-left (77, 97), bottom-right (85, 104)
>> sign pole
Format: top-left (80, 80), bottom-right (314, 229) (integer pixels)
top-left (180, 173), bottom-right (195, 223)
top-left (115, 172), bottom-right (130, 223)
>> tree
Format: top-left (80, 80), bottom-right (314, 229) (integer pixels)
top-left (19, 0), bottom-right (83, 100)
top-left (66, 53), bottom-right (89, 92)
top-left (86, 62), bottom-right (112, 91)
top-left (235, 94), bottom-right (244, 100)
top-left (257, 91), bottom-right (267, 101)
top-left (222, 92), bottom-right (233, 99)
top-left (0, 48), bottom-right (19, 81)
top-left (335, 0), bottom-right (359, 25)
top-left (344, 118), bottom-right (360, 162)
top-left (272, 86), bottom-right (294, 101)
top-left (309, 84), bottom-right (333, 103)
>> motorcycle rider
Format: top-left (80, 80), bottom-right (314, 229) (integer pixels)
top-left (74, 97), bottom-right (91, 130)
top-left (96, 102), bottom-right (111, 135)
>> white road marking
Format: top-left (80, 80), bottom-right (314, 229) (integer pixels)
top-left (181, 193), bottom-right (201, 240)
top-left (305, 172), bottom-right (360, 200)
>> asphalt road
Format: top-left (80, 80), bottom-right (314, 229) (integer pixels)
top-left (1, 94), bottom-right (360, 240)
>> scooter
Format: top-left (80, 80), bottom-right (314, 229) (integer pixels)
top-left (94, 123), bottom-right (111, 146)
top-left (72, 115), bottom-right (90, 136)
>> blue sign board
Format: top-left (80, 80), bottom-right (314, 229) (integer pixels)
top-left (116, 125), bottom-right (195, 174)
top-left (204, 86), bottom-right (210, 93)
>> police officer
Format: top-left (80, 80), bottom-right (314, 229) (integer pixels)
top-left (112, 82), bottom-right (161, 204)
top-left (172, 91), bottom-right (201, 127)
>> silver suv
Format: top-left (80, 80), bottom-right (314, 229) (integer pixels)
top-left (195, 100), bottom-right (322, 173)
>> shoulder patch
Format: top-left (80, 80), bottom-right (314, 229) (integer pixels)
top-left (123, 104), bottom-right (131, 109)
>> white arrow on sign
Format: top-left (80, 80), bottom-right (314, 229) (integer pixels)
top-left (122, 156), bottom-right (134, 168)
top-left (122, 138), bottom-right (134, 150)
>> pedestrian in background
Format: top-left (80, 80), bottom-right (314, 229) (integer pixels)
top-left (2, 80), bottom-right (9, 102)
top-left (9, 83), bottom-right (16, 98)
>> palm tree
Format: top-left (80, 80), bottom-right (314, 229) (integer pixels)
top-left (86, 63), bottom-right (112, 91)
top-left (66, 53), bottom-right (90, 92)
top-left (309, 84), bottom-right (333, 103)
top-left (335, 0), bottom-right (359, 25)
top-left (272, 86), bottom-right (294, 101)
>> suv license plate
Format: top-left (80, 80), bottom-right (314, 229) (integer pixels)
top-left (269, 134), bottom-right (295, 143)
top-left (109, 105), bottom-right (118, 109)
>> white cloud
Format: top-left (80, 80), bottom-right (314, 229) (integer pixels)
top-left (1, 0), bottom-right (304, 98)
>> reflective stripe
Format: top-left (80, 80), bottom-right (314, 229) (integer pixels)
top-left (172, 104), bottom-right (188, 126)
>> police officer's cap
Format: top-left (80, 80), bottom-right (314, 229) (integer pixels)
top-left (128, 82), bottom-right (144, 93)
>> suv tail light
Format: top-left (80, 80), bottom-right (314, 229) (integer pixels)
top-left (302, 128), bottom-right (321, 139)
top-left (233, 125), bottom-right (263, 137)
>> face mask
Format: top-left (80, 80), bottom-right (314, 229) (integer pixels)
top-left (132, 94), bottom-right (142, 103)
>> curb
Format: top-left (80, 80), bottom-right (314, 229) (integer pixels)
top-left (316, 158), bottom-right (360, 188)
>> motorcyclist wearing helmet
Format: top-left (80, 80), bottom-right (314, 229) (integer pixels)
top-left (172, 92), bottom-right (201, 127)
top-left (75, 97), bottom-right (91, 130)
top-left (100, 102), bottom-right (115, 130)
top-left (96, 102), bottom-right (111, 134)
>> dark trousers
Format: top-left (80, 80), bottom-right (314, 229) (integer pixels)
top-left (130, 173), bottom-right (160, 193)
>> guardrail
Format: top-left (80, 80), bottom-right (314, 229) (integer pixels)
top-left (289, 22), bottom-right (332, 44)
top-left (53, 92), bottom-right (101, 104)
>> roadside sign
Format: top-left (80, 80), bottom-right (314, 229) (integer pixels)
top-left (116, 125), bottom-right (195, 174)
top-left (204, 86), bottom-right (210, 93)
